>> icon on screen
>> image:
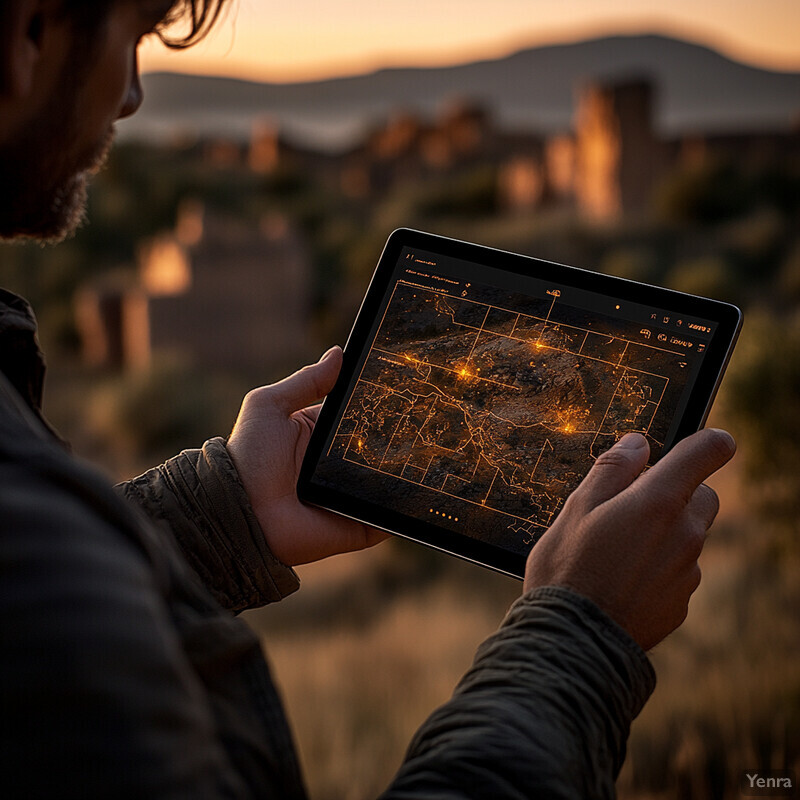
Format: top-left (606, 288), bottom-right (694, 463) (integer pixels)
top-left (657, 333), bottom-right (668, 342)
top-left (640, 329), bottom-right (651, 339)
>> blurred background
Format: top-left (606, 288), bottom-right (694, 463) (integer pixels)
top-left (2, 0), bottom-right (798, 797)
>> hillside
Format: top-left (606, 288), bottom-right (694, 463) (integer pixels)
top-left (127, 33), bottom-right (800, 149)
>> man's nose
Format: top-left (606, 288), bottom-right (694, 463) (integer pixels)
top-left (118, 52), bottom-right (144, 119)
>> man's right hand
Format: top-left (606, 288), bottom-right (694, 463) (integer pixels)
top-left (524, 428), bottom-right (736, 651)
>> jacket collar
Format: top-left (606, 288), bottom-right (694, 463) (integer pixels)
top-left (0, 289), bottom-right (64, 443)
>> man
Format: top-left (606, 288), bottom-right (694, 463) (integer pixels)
top-left (0, 1), bottom-right (735, 797)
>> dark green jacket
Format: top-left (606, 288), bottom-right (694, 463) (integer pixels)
top-left (0, 290), bottom-right (655, 798)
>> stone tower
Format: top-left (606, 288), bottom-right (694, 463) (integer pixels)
top-left (574, 79), bottom-right (666, 220)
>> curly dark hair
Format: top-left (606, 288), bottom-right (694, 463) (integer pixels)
top-left (153, 0), bottom-right (229, 48)
top-left (64, 0), bottom-right (230, 48)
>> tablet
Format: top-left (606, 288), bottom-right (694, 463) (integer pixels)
top-left (297, 229), bottom-right (742, 578)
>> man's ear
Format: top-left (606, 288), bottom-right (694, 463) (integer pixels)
top-left (0, 0), bottom-right (50, 98)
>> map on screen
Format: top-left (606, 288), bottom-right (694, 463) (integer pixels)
top-left (311, 250), bottom-right (714, 557)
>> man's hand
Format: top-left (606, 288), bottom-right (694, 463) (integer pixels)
top-left (226, 346), bottom-right (387, 566)
top-left (524, 429), bottom-right (736, 651)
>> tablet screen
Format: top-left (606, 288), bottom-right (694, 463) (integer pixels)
top-left (299, 230), bottom-right (741, 576)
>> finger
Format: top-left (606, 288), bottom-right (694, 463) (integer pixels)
top-left (565, 433), bottom-right (650, 516)
top-left (364, 526), bottom-right (392, 548)
top-left (685, 483), bottom-right (720, 529)
top-left (303, 403), bottom-right (323, 423)
top-left (689, 562), bottom-right (702, 594)
top-left (274, 502), bottom-right (389, 565)
top-left (641, 429), bottom-right (735, 505)
top-left (265, 346), bottom-right (342, 416)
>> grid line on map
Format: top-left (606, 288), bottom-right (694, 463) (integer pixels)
top-left (328, 281), bottom-right (675, 528)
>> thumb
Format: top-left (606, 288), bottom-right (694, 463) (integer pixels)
top-left (565, 433), bottom-right (650, 516)
top-left (266, 346), bottom-right (342, 415)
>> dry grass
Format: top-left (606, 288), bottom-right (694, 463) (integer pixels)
top-left (246, 544), bottom-right (518, 800)
top-left (618, 529), bottom-right (800, 799)
top-left (269, 583), bottom-right (505, 799)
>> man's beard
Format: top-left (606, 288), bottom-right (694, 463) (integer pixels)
top-left (0, 121), bottom-right (114, 245)
top-left (0, 10), bottom-right (122, 246)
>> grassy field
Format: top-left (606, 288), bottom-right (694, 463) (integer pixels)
top-left (245, 542), bottom-right (520, 800)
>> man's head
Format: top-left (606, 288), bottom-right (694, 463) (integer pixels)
top-left (0, 0), bottom-right (228, 244)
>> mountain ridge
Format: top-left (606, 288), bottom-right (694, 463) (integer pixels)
top-left (126, 33), bottom-right (800, 149)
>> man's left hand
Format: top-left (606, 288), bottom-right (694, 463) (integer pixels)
top-left (226, 346), bottom-right (388, 566)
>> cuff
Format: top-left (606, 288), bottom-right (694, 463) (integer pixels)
top-left (498, 585), bottom-right (656, 722)
top-left (120, 437), bottom-right (299, 612)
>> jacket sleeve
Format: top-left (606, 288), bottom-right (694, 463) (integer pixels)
top-left (381, 586), bottom-right (655, 800)
top-left (0, 461), bottom-right (255, 799)
top-left (117, 436), bottom-right (299, 612)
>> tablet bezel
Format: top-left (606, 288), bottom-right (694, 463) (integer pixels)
top-left (297, 228), bottom-right (743, 579)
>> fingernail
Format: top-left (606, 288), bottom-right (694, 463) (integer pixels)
top-left (615, 432), bottom-right (648, 450)
top-left (319, 346), bottom-right (339, 362)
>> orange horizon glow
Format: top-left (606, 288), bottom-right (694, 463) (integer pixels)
top-left (139, 3), bottom-right (800, 85)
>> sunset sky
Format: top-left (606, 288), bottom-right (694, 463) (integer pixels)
top-left (139, 0), bottom-right (800, 83)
